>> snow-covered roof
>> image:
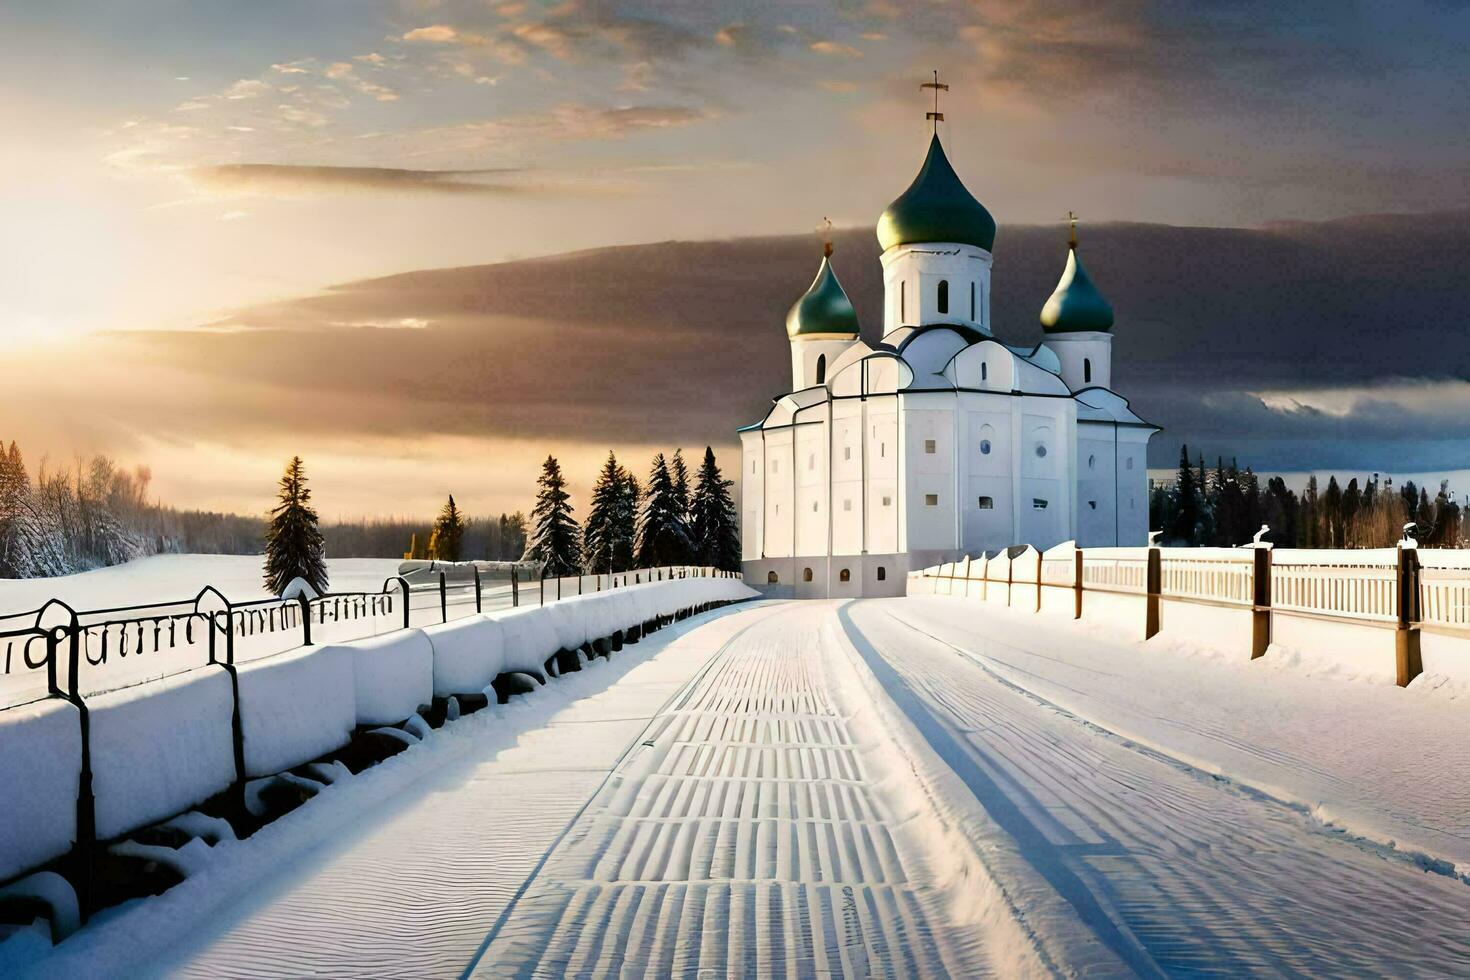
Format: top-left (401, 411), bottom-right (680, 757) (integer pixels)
top-left (743, 324), bottom-right (1157, 431)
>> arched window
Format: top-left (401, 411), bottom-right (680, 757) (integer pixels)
top-left (981, 362), bottom-right (988, 382)
top-left (767, 570), bottom-right (779, 584)
top-left (839, 568), bottom-right (851, 582)
top-left (815, 354), bottom-right (826, 384)
top-left (1088, 454), bottom-right (1096, 470)
top-left (876, 566), bottom-right (887, 581)
top-left (1083, 357), bottom-right (1092, 384)
top-left (970, 281), bottom-right (976, 319)
top-left (937, 279), bottom-right (949, 315)
top-left (803, 567), bottom-right (813, 582)
top-left (978, 495), bottom-right (994, 509)
top-left (900, 280), bottom-right (906, 322)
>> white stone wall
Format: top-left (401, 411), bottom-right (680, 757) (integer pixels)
top-left (1043, 332), bottom-right (1113, 391)
top-left (881, 243), bottom-right (993, 333)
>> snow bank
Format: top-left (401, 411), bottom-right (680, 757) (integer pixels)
top-left (492, 606), bottom-right (560, 675)
top-left (89, 669), bottom-right (236, 840)
top-left (0, 576), bottom-right (753, 891)
top-left (0, 700), bottom-right (79, 881)
top-left (422, 617), bottom-right (505, 697)
top-left (315, 631), bottom-right (433, 726)
top-left (236, 645), bottom-right (355, 777)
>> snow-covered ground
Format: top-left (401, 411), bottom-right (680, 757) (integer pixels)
top-left (8, 596), bottom-right (1470, 977)
top-left (0, 555), bottom-right (406, 615)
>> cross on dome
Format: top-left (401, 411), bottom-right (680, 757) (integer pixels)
top-left (921, 69), bottom-right (948, 132)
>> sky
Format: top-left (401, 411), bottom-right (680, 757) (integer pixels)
top-left (1, 0), bottom-right (1467, 518)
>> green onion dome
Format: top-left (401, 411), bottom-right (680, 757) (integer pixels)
top-left (876, 134), bottom-right (996, 253)
top-left (786, 250), bottom-right (860, 339)
top-left (1040, 245), bottom-right (1114, 333)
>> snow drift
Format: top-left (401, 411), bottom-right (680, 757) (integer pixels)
top-left (0, 575), bottom-right (753, 890)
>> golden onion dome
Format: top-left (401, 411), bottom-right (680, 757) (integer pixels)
top-left (786, 248), bottom-right (860, 339)
top-left (876, 134), bottom-right (996, 253)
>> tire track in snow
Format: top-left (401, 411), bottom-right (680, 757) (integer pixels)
top-left (469, 602), bottom-right (997, 978)
top-left (851, 601), bottom-right (1470, 977)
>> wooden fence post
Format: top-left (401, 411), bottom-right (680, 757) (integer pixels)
top-left (1396, 545), bottom-right (1423, 687)
top-left (1035, 552), bottom-right (1043, 613)
top-left (1145, 545), bottom-right (1161, 640)
top-left (1073, 548), bottom-right (1084, 620)
top-left (1251, 546), bottom-right (1272, 659)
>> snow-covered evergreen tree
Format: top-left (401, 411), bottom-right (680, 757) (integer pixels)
top-left (690, 446), bottom-right (740, 571)
top-left (524, 455), bottom-right (581, 575)
top-left (430, 494), bottom-right (465, 561)
top-left (584, 452), bottom-right (638, 574)
top-left (636, 453), bottom-right (693, 567)
top-left (263, 456), bottom-right (329, 596)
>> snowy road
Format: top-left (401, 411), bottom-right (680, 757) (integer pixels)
top-left (25, 597), bottom-right (1470, 977)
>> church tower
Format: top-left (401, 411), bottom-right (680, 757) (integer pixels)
top-left (1040, 215), bottom-right (1114, 391)
top-left (785, 240), bottom-right (860, 390)
top-left (876, 77), bottom-right (995, 337)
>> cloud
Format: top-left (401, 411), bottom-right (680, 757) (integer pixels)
top-left (401, 25), bottom-right (464, 44)
top-left (188, 164), bottom-right (541, 197)
top-left (223, 79), bottom-right (272, 100)
top-left (809, 40), bottom-right (863, 58)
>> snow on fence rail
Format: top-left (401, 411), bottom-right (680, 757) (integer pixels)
top-left (909, 541), bottom-right (1462, 690)
top-left (0, 566), bottom-right (750, 924)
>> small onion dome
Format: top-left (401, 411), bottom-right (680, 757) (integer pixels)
top-left (786, 249), bottom-right (860, 339)
top-left (1040, 245), bottom-right (1114, 333)
top-left (876, 134), bottom-right (996, 253)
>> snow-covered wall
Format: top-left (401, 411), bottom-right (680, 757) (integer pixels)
top-left (0, 576), bottom-right (754, 886)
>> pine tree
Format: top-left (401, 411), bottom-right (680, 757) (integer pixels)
top-left (431, 494), bottom-right (465, 561)
top-left (670, 448), bottom-right (692, 525)
top-left (1170, 445), bottom-right (1198, 545)
top-left (636, 453), bottom-right (693, 567)
top-left (263, 456), bottom-right (328, 595)
top-left (690, 446), bottom-right (741, 571)
top-left (524, 455), bottom-right (581, 575)
top-left (584, 452), bottom-right (635, 574)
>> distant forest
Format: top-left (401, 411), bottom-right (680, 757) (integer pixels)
top-left (1151, 447), bottom-right (1464, 549)
top-left (0, 441), bottom-right (528, 579)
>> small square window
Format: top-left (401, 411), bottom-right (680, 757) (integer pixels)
top-left (1088, 500), bottom-right (1097, 510)
top-left (1033, 498), bottom-right (1048, 509)
top-left (882, 495), bottom-right (892, 506)
top-left (977, 496), bottom-right (994, 509)
top-left (924, 439), bottom-right (937, 454)
top-left (925, 493), bottom-right (939, 506)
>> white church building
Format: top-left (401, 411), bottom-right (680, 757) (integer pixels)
top-left (739, 117), bottom-right (1158, 598)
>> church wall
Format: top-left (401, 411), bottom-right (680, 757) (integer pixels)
top-left (761, 428), bottom-right (795, 558)
top-left (1019, 407), bottom-right (1073, 549)
top-left (1117, 428), bottom-right (1152, 545)
top-left (963, 403), bottom-right (1016, 553)
top-left (1076, 425), bottom-right (1120, 547)
top-left (794, 423), bottom-right (828, 557)
top-left (880, 243), bottom-right (993, 334)
top-left (903, 405), bottom-right (958, 553)
top-left (867, 405), bottom-right (901, 555)
top-left (830, 402), bottom-right (864, 556)
top-left (740, 432), bottom-right (764, 562)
